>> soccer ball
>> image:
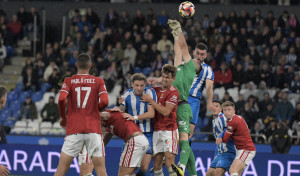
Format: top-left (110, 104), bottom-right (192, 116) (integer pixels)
top-left (179, 1), bottom-right (195, 18)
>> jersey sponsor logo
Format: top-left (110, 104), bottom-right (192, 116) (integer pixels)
top-left (170, 95), bottom-right (178, 102)
top-left (165, 139), bottom-right (171, 145)
top-left (109, 125), bottom-right (114, 134)
top-left (177, 68), bottom-right (181, 71)
top-left (160, 93), bottom-right (164, 98)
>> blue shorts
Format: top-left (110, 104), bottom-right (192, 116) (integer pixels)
top-left (144, 132), bottom-right (153, 154)
top-left (188, 96), bottom-right (201, 125)
top-left (210, 152), bottom-right (235, 171)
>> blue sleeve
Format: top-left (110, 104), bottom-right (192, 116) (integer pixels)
top-left (206, 66), bottom-right (214, 81)
top-left (218, 128), bottom-right (226, 138)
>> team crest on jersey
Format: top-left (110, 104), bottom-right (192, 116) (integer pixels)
top-left (227, 126), bottom-right (232, 130)
top-left (160, 93), bottom-right (164, 98)
top-left (109, 125), bottom-right (114, 134)
top-left (165, 139), bottom-right (171, 145)
top-left (62, 83), bottom-right (67, 89)
top-left (170, 95), bottom-right (177, 102)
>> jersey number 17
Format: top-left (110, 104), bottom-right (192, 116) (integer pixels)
top-left (75, 87), bottom-right (91, 108)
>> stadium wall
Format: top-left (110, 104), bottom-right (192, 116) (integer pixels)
top-left (1, 144), bottom-right (300, 176)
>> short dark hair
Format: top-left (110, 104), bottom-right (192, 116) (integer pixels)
top-left (195, 43), bottom-right (208, 51)
top-left (77, 53), bottom-right (91, 69)
top-left (0, 86), bottom-right (7, 99)
top-left (131, 73), bottom-right (147, 83)
top-left (212, 100), bottom-right (223, 106)
top-left (162, 64), bottom-right (177, 78)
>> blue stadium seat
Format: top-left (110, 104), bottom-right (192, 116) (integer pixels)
top-left (40, 83), bottom-right (52, 93)
top-left (15, 83), bottom-right (23, 93)
top-left (134, 67), bottom-right (143, 73)
top-left (31, 91), bottom-right (44, 102)
top-left (142, 67), bottom-right (153, 77)
top-left (6, 46), bottom-right (15, 57)
top-left (9, 100), bottom-right (22, 110)
top-left (3, 120), bottom-right (16, 128)
top-left (7, 91), bottom-right (18, 102)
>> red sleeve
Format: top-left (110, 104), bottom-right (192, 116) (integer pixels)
top-left (98, 78), bottom-right (109, 111)
top-left (58, 92), bottom-right (68, 119)
top-left (223, 120), bottom-right (235, 143)
top-left (166, 90), bottom-right (179, 106)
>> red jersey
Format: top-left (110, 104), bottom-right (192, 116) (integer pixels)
top-left (105, 111), bottom-right (141, 142)
top-left (60, 74), bottom-right (108, 135)
top-left (153, 85), bottom-right (179, 131)
top-left (223, 114), bottom-right (256, 151)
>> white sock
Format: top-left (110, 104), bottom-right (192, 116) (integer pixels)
top-left (154, 169), bottom-right (164, 176)
top-left (83, 174), bottom-right (93, 176)
top-left (231, 173), bottom-right (239, 176)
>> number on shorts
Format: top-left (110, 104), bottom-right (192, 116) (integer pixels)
top-left (75, 87), bottom-right (91, 108)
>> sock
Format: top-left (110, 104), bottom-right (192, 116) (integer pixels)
top-left (154, 169), bottom-right (164, 176)
top-left (136, 170), bottom-right (146, 176)
top-left (168, 167), bottom-right (177, 176)
top-left (83, 174), bottom-right (93, 176)
top-left (179, 140), bottom-right (191, 167)
top-left (186, 148), bottom-right (197, 175)
top-left (231, 173), bottom-right (239, 176)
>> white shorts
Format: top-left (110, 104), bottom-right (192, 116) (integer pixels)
top-left (153, 130), bottom-right (178, 156)
top-left (62, 133), bottom-right (105, 158)
top-left (236, 149), bottom-right (256, 166)
top-left (119, 135), bottom-right (149, 168)
top-left (78, 145), bottom-right (93, 165)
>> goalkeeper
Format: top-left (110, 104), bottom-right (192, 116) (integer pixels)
top-left (168, 19), bottom-right (201, 176)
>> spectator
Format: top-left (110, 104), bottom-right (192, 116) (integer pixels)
top-left (41, 96), bottom-right (59, 124)
top-left (232, 62), bottom-right (244, 89)
top-left (245, 62), bottom-right (259, 85)
top-left (270, 122), bottom-right (292, 153)
top-left (157, 34), bottom-right (173, 53)
top-left (222, 92), bottom-right (234, 102)
top-left (119, 58), bottom-right (133, 78)
top-left (86, 7), bottom-right (100, 30)
top-left (132, 9), bottom-right (145, 28)
top-left (263, 119), bottom-right (277, 141)
top-left (214, 63), bottom-right (233, 90)
top-left (259, 92), bottom-right (273, 113)
top-left (157, 9), bottom-right (168, 26)
top-left (48, 68), bottom-right (60, 91)
top-left (112, 42), bottom-right (124, 63)
top-left (250, 121), bottom-right (265, 144)
top-left (43, 60), bottom-right (59, 82)
top-left (292, 122), bottom-right (300, 145)
top-left (240, 102), bottom-right (257, 129)
top-left (7, 14), bottom-right (22, 44)
top-left (239, 81), bottom-right (257, 100)
top-left (23, 67), bottom-right (38, 91)
top-left (273, 91), bottom-right (294, 122)
top-left (119, 11), bottom-right (131, 30)
top-left (291, 103), bottom-right (300, 130)
top-left (21, 96), bottom-right (37, 120)
top-left (152, 54), bottom-right (165, 71)
top-left (0, 38), bottom-right (7, 73)
top-left (235, 94), bottom-right (246, 114)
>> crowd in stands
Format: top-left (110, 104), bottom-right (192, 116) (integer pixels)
top-left (0, 4), bottom-right (300, 149)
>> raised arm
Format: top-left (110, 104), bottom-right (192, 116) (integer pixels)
top-left (173, 32), bottom-right (183, 67)
top-left (168, 19), bottom-right (192, 64)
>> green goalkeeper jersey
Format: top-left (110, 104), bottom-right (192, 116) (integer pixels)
top-left (172, 59), bottom-right (196, 101)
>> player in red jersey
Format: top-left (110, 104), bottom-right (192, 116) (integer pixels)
top-left (141, 64), bottom-right (179, 176)
top-left (55, 53), bottom-right (109, 176)
top-left (101, 111), bottom-right (149, 176)
top-left (216, 101), bottom-right (256, 176)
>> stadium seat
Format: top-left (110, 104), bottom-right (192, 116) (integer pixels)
top-left (50, 121), bottom-right (65, 135)
top-left (227, 87), bottom-right (239, 102)
top-left (26, 121), bottom-right (40, 135)
top-left (40, 121), bottom-right (53, 135)
top-left (134, 67), bottom-right (142, 73)
top-left (10, 120), bottom-right (27, 134)
top-left (7, 91), bottom-right (18, 102)
top-left (214, 87), bottom-right (225, 100)
top-left (31, 91), bottom-right (44, 102)
top-left (142, 67), bottom-right (153, 77)
top-left (3, 120), bottom-right (16, 128)
top-left (15, 83), bottom-right (23, 93)
top-left (40, 83), bottom-right (52, 93)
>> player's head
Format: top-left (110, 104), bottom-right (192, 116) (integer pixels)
top-left (0, 86), bottom-right (7, 110)
top-left (131, 73), bottom-right (147, 96)
top-left (211, 100), bottom-right (223, 118)
top-left (76, 53), bottom-right (92, 70)
top-left (193, 43), bottom-right (208, 63)
top-left (192, 59), bottom-right (202, 74)
top-left (221, 101), bottom-right (235, 120)
top-left (161, 64), bottom-right (177, 89)
top-left (100, 112), bottom-right (111, 127)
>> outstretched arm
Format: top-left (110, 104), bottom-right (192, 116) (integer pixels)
top-left (173, 36), bottom-right (182, 67)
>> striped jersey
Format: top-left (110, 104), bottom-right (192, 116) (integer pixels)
top-left (189, 62), bottom-right (214, 98)
top-left (213, 112), bottom-right (236, 154)
top-left (121, 87), bottom-right (157, 133)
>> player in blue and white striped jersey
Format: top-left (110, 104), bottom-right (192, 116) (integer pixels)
top-left (206, 100), bottom-right (236, 176)
top-left (187, 43), bottom-right (214, 140)
top-left (119, 73), bottom-right (157, 176)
